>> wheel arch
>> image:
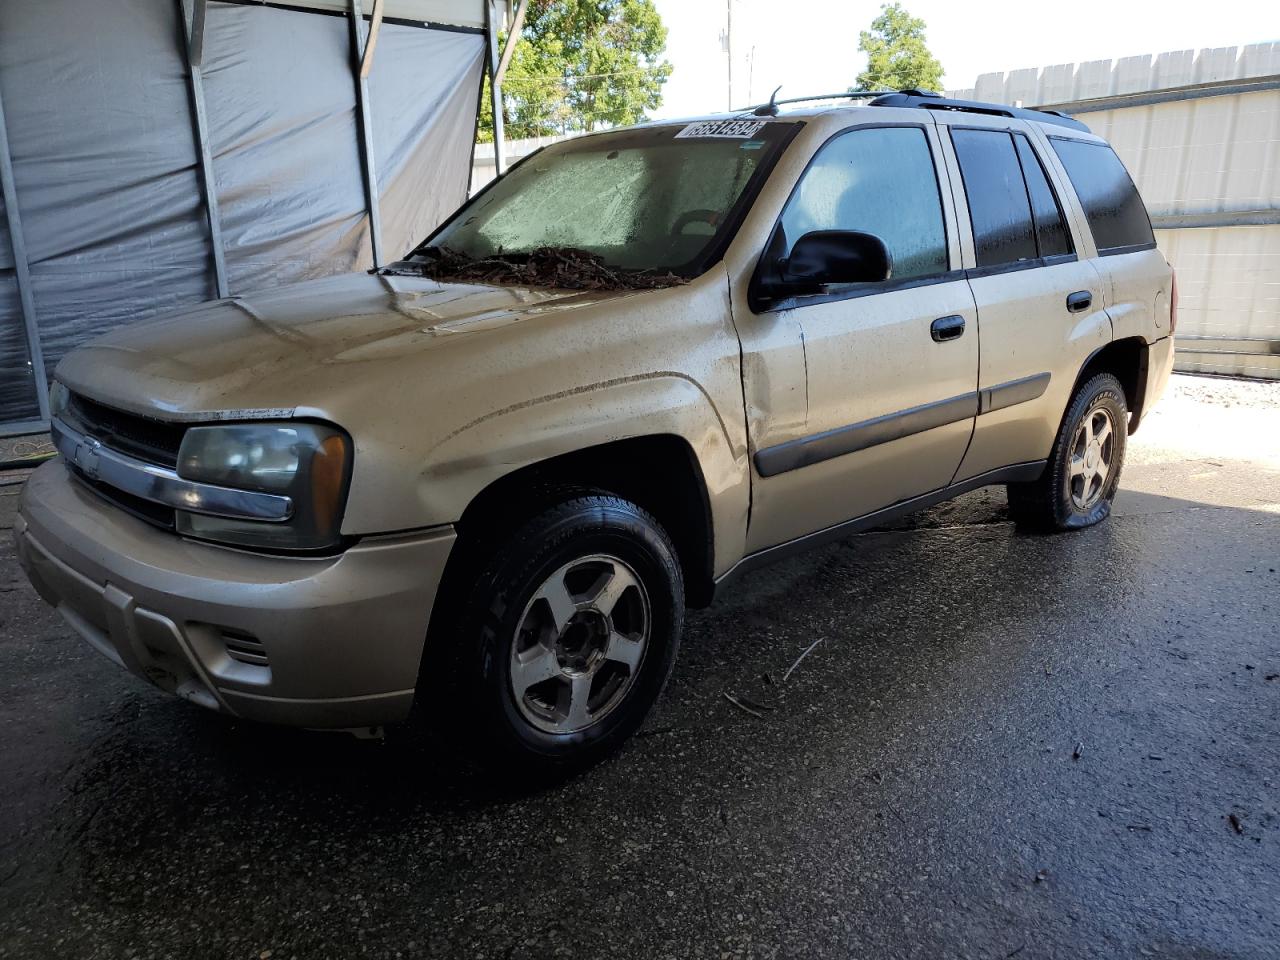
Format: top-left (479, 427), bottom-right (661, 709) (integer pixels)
top-left (1073, 336), bottom-right (1151, 434)
top-left (450, 434), bottom-right (717, 610)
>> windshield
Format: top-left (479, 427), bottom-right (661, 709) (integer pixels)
top-left (396, 119), bottom-right (798, 289)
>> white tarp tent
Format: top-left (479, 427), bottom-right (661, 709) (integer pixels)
top-left (0, 0), bottom-right (513, 432)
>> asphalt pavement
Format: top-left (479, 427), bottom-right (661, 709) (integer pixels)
top-left (1, 374), bottom-right (1277, 959)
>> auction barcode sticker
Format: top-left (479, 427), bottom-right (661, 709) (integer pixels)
top-left (674, 119), bottom-right (769, 139)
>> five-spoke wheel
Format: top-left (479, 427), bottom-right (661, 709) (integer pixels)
top-left (1007, 372), bottom-right (1128, 531)
top-left (1068, 405), bottom-right (1115, 510)
top-left (442, 490), bottom-right (683, 772)
top-left (511, 555), bottom-right (651, 734)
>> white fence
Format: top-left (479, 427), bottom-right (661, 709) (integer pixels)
top-left (471, 134), bottom-right (572, 193)
top-left (951, 43), bottom-right (1280, 379)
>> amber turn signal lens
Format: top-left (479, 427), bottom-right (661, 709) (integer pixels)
top-left (311, 434), bottom-right (349, 538)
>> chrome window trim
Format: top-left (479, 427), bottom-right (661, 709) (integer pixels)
top-left (51, 417), bottom-right (294, 523)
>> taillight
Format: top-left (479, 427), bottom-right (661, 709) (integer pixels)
top-left (1169, 269), bottom-right (1178, 334)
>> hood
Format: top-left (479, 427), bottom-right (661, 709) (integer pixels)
top-left (54, 272), bottom-right (633, 421)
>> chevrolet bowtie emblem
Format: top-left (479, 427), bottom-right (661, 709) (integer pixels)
top-left (73, 436), bottom-right (103, 481)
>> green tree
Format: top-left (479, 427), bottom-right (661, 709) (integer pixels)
top-left (480, 0), bottom-right (672, 142)
top-left (854, 3), bottom-right (944, 93)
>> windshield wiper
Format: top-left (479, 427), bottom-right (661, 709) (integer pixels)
top-left (379, 244), bottom-right (468, 277)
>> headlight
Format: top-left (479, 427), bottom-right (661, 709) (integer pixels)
top-left (50, 380), bottom-right (71, 418)
top-left (175, 422), bottom-right (352, 552)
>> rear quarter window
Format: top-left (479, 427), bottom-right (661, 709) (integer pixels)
top-left (1050, 138), bottom-right (1154, 254)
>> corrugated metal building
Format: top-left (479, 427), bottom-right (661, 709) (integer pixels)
top-left (950, 42), bottom-right (1280, 379)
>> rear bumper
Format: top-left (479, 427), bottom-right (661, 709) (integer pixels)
top-left (1135, 335), bottom-right (1176, 431)
top-left (14, 461), bottom-right (455, 729)
top-left (1150, 335), bottom-right (1176, 404)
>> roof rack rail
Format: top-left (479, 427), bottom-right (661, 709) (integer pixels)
top-left (867, 91), bottom-right (1090, 132)
top-left (743, 88), bottom-right (900, 117)
top-left (736, 88), bottom-right (1091, 132)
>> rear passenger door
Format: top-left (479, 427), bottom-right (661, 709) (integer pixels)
top-left (934, 116), bottom-right (1112, 482)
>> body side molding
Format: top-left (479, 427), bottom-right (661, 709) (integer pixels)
top-left (754, 372), bottom-right (1053, 478)
top-left (979, 371), bottom-right (1051, 414)
top-left (754, 391), bottom-right (979, 478)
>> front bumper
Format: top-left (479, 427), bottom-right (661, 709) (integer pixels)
top-left (14, 461), bottom-right (455, 729)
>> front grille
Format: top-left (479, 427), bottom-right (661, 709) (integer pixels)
top-left (66, 392), bottom-right (186, 468)
top-left (67, 466), bottom-right (177, 531)
top-left (220, 630), bottom-right (270, 667)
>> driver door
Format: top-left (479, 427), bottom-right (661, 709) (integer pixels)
top-left (735, 122), bottom-right (980, 552)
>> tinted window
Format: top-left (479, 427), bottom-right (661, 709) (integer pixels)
top-left (1050, 138), bottom-right (1154, 253)
top-left (951, 129), bottom-right (1037, 267)
top-left (778, 126), bottom-right (948, 281)
top-left (1014, 135), bottom-right (1072, 257)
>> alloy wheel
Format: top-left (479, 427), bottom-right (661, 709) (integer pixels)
top-left (1068, 405), bottom-right (1115, 510)
top-left (509, 554), bottom-right (651, 734)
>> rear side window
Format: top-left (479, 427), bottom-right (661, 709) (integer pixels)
top-left (777, 126), bottom-right (949, 281)
top-left (1050, 138), bottom-right (1154, 253)
top-left (951, 129), bottom-right (1038, 267)
top-left (1014, 136), bottom-right (1072, 258)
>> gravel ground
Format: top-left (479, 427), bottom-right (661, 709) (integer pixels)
top-left (0, 373), bottom-right (1277, 959)
top-left (1165, 374), bottom-right (1280, 410)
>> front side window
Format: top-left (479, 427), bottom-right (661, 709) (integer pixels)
top-left (775, 126), bottom-right (949, 282)
top-left (409, 121), bottom-right (797, 285)
top-left (1050, 138), bottom-right (1155, 253)
top-left (951, 128), bottom-right (1038, 267)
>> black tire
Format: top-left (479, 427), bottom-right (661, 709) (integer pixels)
top-left (1007, 372), bottom-right (1128, 532)
top-left (444, 491), bottom-right (683, 774)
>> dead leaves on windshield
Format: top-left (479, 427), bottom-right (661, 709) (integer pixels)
top-left (414, 246), bottom-right (690, 292)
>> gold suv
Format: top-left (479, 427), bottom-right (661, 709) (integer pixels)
top-left (15, 92), bottom-right (1175, 770)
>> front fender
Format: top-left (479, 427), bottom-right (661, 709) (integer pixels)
top-left (415, 372), bottom-right (750, 578)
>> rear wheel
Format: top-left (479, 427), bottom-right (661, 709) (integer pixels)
top-left (1007, 372), bottom-right (1128, 532)
top-left (443, 492), bottom-right (683, 773)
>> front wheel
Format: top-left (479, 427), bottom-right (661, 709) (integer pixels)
top-left (447, 492), bottom-right (684, 774)
top-left (1007, 372), bottom-right (1128, 532)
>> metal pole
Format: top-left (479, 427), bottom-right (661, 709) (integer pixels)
top-left (726, 0), bottom-right (732, 111)
top-left (188, 0), bottom-right (207, 68)
top-left (495, 0), bottom-right (527, 85)
top-left (349, 0), bottom-right (385, 267)
top-left (178, 0), bottom-right (230, 299)
top-left (359, 0), bottom-right (384, 80)
top-left (0, 82), bottom-right (51, 421)
top-left (486, 0), bottom-right (506, 177)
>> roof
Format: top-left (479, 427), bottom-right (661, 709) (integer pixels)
top-left (243, 0), bottom-right (513, 31)
top-left (648, 90), bottom-right (1092, 133)
top-left (947, 42), bottom-right (1280, 116)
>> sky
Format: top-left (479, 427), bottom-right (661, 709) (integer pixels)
top-left (649, 0), bottom-right (1280, 118)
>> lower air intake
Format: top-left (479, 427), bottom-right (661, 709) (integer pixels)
top-left (221, 630), bottom-right (270, 667)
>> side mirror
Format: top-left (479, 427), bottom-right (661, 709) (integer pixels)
top-left (779, 230), bottom-right (893, 291)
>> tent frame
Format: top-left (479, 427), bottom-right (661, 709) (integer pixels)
top-left (483, 0), bottom-right (525, 178)
top-left (350, 0), bottom-right (387, 267)
top-left (0, 83), bottom-right (52, 433)
top-left (178, 0), bottom-right (231, 299)
top-left (1, 0), bottom-right (498, 437)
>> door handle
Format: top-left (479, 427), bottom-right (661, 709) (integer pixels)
top-left (930, 315), bottom-right (966, 342)
top-left (1066, 290), bottom-right (1093, 313)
